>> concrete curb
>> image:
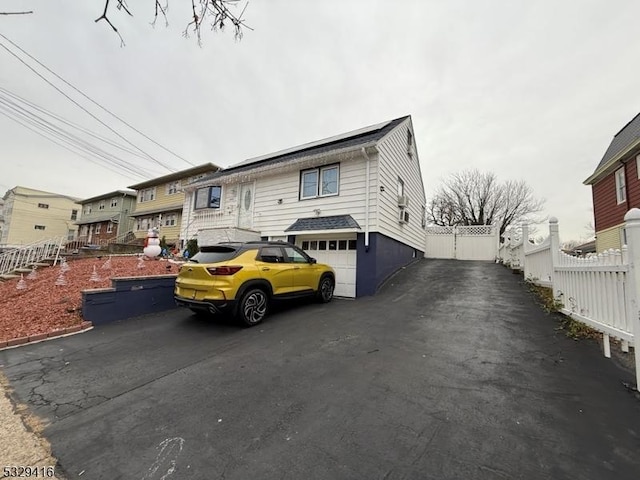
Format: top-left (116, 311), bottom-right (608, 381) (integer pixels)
top-left (0, 322), bottom-right (93, 351)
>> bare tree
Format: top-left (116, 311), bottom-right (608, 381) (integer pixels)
top-left (3, 1), bottom-right (250, 46)
top-left (427, 169), bottom-right (545, 239)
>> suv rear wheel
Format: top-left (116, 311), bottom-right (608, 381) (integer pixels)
top-left (237, 288), bottom-right (268, 326)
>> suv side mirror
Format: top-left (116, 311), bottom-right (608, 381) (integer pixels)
top-left (309, 257), bottom-right (317, 264)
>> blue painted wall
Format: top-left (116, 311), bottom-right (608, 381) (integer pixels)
top-left (82, 275), bottom-right (178, 326)
top-left (356, 233), bottom-right (423, 296)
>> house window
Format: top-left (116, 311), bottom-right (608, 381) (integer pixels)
top-left (407, 130), bottom-right (413, 157)
top-left (80, 225), bottom-right (88, 236)
top-left (615, 167), bottom-right (626, 204)
top-left (164, 213), bottom-right (177, 226)
top-left (84, 204), bottom-right (92, 215)
top-left (111, 198), bottom-right (118, 208)
top-left (70, 209), bottom-right (78, 220)
top-left (397, 178), bottom-right (405, 197)
top-left (300, 165), bottom-right (340, 199)
top-left (99, 201), bottom-right (105, 210)
top-left (421, 205), bottom-right (426, 228)
top-left (37, 203), bottom-right (49, 209)
top-left (167, 181), bottom-right (180, 195)
top-left (95, 223), bottom-right (101, 234)
top-left (136, 217), bottom-right (154, 231)
top-left (107, 222), bottom-right (113, 233)
top-left (34, 225), bottom-right (46, 230)
top-left (195, 186), bottom-right (222, 210)
top-left (67, 229), bottom-right (75, 241)
top-left (138, 188), bottom-right (156, 203)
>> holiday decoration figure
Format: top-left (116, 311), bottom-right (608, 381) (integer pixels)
top-left (143, 227), bottom-right (162, 259)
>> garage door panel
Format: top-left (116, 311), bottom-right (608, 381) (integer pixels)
top-left (299, 236), bottom-right (357, 298)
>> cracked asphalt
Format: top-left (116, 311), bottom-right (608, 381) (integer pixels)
top-left (1, 259), bottom-right (640, 480)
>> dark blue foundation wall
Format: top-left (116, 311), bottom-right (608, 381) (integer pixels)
top-left (356, 232), bottom-right (423, 296)
top-left (82, 275), bottom-right (178, 326)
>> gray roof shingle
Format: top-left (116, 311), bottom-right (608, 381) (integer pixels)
top-left (285, 215), bottom-right (361, 232)
top-left (196, 116), bottom-right (409, 184)
top-left (594, 112), bottom-right (640, 173)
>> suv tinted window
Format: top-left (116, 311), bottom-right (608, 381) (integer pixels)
top-left (259, 246), bottom-right (285, 263)
top-left (190, 246), bottom-right (239, 263)
top-left (284, 246), bottom-right (310, 263)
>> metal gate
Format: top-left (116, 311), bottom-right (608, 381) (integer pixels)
top-left (425, 225), bottom-right (498, 260)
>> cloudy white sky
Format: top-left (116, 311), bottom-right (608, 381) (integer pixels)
top-left (1, 0), bottom-right (639, 242)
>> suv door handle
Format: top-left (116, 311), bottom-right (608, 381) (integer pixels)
top-left (293, 266), bottom-right (300, 270)
top-left (261, 267), bottom-right (270, 271)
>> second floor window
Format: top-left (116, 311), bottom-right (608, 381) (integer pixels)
top-left (38, 203), bottom-right (49, 209)
top-left (164, 213), bottom-right (177, 226)
top-left (138, 188), bottom-right (156, 203)
top-left (615, 167), bottom-right (626, 204)
top-left (99, 201), bottom-right (105, 210)
top-left (300, 165), bottom-right (339, 200)
top-left (70, 209), bottom-right (78, 220)
top-left (111, 198), bottom-right (118, 207)
top-left (167, 181), bottom-right (180, 195)
top-left (34, 225), bottom-right (45, 230)
top-left (195, 186), bottom-right (222, 210)
top-left (84, 204), bottom-right (92, 215)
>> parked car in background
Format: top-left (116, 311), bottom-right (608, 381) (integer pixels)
top-left (174, 241), bottom-right (335, 326)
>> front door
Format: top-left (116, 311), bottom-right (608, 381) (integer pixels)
top-left (238, 183), bottom-right (254, 229)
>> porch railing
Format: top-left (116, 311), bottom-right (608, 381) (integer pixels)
top-left (0, 237), bottom-right (64, 276)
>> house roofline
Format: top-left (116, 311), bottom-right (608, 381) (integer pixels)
top-left (79, 190), bottom-right (137, 205)
top-left (127, 163), bottom-right (220, 190)
top-left (583, 138), bottom-right (640, 185)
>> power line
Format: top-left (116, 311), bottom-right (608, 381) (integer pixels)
top-left (0, 32), bottom-right (196, 169)
top-left (0, 96), bottom-right (153, 179)
top-left (0, 87), bottom-right (156, 164)
top-left (0, 36), bottom-right (178, 174)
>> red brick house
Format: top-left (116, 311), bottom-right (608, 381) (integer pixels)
top-left (584, 112), bottom-right (640, 252)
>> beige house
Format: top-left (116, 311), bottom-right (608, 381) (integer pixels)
top-left (128, 163), bottom-right (220, 246)
top-left (1, 186), bottom-right (82, 247)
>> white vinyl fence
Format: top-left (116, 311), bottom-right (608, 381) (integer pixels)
top-left (425, 225), bottom-right (498, 260)
top-left (498, 211), bottom-right (640, 388)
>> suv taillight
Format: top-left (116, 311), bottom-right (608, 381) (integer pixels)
top-left (206, 266), bottom-right (243, 275)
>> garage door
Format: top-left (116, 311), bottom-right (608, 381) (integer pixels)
top-left (299, 236), bottom-right (357, 298)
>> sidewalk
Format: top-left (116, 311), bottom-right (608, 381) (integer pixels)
top-left (0, 372), bottom-right (63, 480)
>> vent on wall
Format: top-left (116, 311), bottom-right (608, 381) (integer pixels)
top-left (398, 195), bottom-right (409, 207)
top-left (399, 208), bottom-right (409, 224)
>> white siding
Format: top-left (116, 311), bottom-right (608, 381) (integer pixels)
top-left (376, 118), bottom-right (426, 251)
top-left (252, 156), bottom-right (378, 237)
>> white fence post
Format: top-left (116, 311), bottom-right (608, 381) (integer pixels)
top-left (548, 217), bottom-right (560, 298)
top-left (522, 224), bottom-right (529, 277)
top-left (623, 208), bottom-right (640, 389)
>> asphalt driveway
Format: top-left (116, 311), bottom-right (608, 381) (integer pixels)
top-left (1, 259), bottom-right (639, 480)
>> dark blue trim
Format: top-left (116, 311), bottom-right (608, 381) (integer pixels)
top-left (82, 276), bottom-right (178, 325)
top-left (356, 232), bottom-right (424, 296)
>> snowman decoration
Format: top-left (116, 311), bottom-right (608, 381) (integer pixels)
top-left (143, 227), bottom-right (162, 259)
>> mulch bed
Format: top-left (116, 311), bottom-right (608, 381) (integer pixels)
top-left (0, 255), bottom-right (180, 343)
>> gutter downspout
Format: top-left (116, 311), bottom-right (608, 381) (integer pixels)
top-left (361, 147), bottom-right (371, 251)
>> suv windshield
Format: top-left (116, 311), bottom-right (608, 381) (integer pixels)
top-left (190, 246), bottom-right (239, 264)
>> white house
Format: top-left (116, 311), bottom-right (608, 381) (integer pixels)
top-left (180, 115), bottom-right (426, 297)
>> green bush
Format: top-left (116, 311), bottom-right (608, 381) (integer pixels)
top-left (185, 238), bottom-right (199, 256)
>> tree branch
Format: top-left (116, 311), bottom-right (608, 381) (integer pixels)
top-left (0, 11), bottom-right (34, 15)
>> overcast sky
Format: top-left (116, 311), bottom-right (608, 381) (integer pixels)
top-left (1, 0), bottom-right (639, 242)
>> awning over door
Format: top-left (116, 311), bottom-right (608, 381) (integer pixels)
top-left (285, 215), bottom-right (361, 235)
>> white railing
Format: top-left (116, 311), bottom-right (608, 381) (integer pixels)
top-left (498, 213), bottom-right (640, 388)
top-left (0, 237), bottom-right (64, 275)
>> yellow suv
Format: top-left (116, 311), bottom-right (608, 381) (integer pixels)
top-left (174, 241), bottom-right (336, 326)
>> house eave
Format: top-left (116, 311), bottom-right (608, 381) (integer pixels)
top-left (185, 144), bottom-right (379, 190)
top-left (127, 163), bottom-right (220, 190)
top-left (584, 138), bottom-right (640, 185)
top-left (285, 228), bottom-right (361, 236)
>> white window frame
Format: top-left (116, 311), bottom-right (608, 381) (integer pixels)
top-left (615, 167), bottom-right (627, 205)
top-left (106, 222), bottom-right (113, 233)
top-left (84, 204), bottom-right (92, 215)
top-left (70, 209), bottom-right (78, 220)
top-left (164, 213), bottom-right (177, 226)
top-left (138, 188), bottom-right (156, 203)
top-left (166, 181), bottom-right (180, 195)
top-left (95, 223), bottom-right (101, 234)
top-left (300, 164), bottom-right (340, 200)
top-left (397, 178), bottom-right (405, 197)
top-left (99, 201), bottom-right (105, 210)
top-left (111, 198), bottom-right (118, 208)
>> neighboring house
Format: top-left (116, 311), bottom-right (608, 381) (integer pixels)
top-left (0, 186), bottom-right (81, 247)
top-left (76, 190), bottom-right (137, 244)
top-left (128, 163), bottom-right (220, 246)
top-left (584, 112), bottom-right (640, 252)
top-left (181, 115), bottom-right (426, 297)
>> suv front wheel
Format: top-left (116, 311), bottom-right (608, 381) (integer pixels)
top-left (317, 276), bottom-right (334, 303)
top-left (237, 288), bottom-right (268, 326)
